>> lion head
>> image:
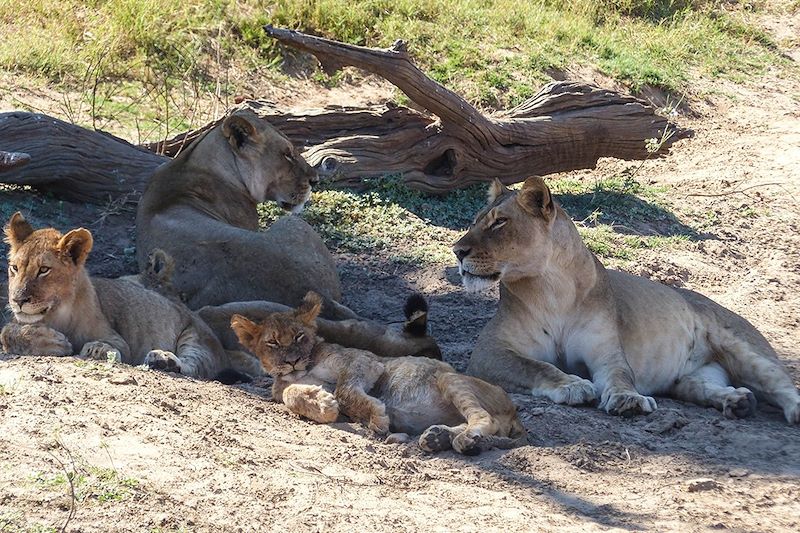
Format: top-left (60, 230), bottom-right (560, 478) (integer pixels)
top-left (453, 177), bottom-right (560, 292)
top-left (220, 109), bottom-right (318, 213)
top-left (4, 212), bottom-right (93, 324)
top-left (230, 291), bottom-right (323, 377)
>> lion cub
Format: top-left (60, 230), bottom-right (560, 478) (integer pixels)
top-left (231, 292), bottom-right (527, 455)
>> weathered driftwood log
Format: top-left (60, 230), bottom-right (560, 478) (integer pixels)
top-left (0, 150), bottom-right (30, 172)
top-left (147, 26), bottom-right (690, 193)
top-left (0, 26), bottom-right (689, 203)
top-left (0, 112), bottom-right (167, 203)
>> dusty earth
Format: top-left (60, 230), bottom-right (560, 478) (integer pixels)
top-left (2, 15), bottom-right (800, 533)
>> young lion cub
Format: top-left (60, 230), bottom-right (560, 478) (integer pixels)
top-left (231, 292), bottom-right (527, 455)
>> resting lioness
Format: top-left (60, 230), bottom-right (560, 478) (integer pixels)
top-left (453, 177), bottom-right (800, 423)
top-left (230, 292), bottom-right (526, 455)
top-left (136, 108), bottom-right (351, 318)
top-left (1, 213), bottom-right (231, 378)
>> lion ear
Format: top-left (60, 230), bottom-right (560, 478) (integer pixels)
top-left (57, 228), bottom-right (93, 266)
top-left (230, 314), bottom-right (261, 349)
top-left (517, 176), bottom-right (555, 221)
top-left (4, 212), bottom-right (34, 247)
top-left (222, 114), bottom-right (257, 150)
top-left (147, 248), bottom-right (175, 281)
top-left (294, 291), bottom-right (323, 326)
top-left (487, 178), bottom-right (510, 204)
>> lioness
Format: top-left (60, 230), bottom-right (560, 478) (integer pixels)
top-left (1, 213), bottom-right (231, 378)
top-left (230, 292), bottom-right (526, 455)
top-left (136, 109), bottom-right (350, 317)
top-left (453, 177), bottom-right (800, 423)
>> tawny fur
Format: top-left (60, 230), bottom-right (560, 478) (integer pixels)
top-left (136, 109), bottom-right (352, 318)
top-left (231, 292), bottom-right (527, 455)
top-left (453, 177), bottom-right (800, 424)
top-left (1, 213), bottom-right (230, 379)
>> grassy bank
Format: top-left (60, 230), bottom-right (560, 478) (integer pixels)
top-left (0, 0), bottom-right (789, 137)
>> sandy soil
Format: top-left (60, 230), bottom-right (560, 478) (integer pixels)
top-left (2, 16), bottom-right (800, 533)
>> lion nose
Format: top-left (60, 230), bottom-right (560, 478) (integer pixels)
top-left (309, 173), bottom-right (319, 187)
top-left (13, 296), bottom-right (30, 306)
top-left (454, 248), bottom-right (471, 262)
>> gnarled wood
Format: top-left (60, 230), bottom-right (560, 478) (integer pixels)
top-left (0, 150), bottom-right (30, 173)
top-left (0, 112), bottom-right (167, 203)
top-left (0, 27), bottom-right (689, 203)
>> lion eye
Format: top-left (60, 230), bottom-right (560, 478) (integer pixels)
top-left (9, 265), bottom-right (17, 275)
top-left (38, 266), bottom-right (51, 277)
top-left (489, 218), bottom-right (508, 231)
top-left (265, 339), bottom-right (279, 348)
top-left (284, 154), bottom-right (293, 163)
top-left (294, 332), bottom-right (305, 343)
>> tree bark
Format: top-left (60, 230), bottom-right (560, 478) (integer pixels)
top-left (0, 27), bottom-right (689, 203)
top-left (0, 150), bottom-right (30, 172)
top-left (0, 112), bottom-right (167, 204)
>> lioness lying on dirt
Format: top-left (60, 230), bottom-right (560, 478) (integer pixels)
top-left (136, 108), bottom-right (351, 318)
top-left (454, 177), bottom-right (800, 424)
top-left (1, 213), bottom-right (232, 378)
top-left (230, 292), bottom-right (527, 455)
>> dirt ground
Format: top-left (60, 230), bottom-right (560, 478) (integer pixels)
top-left (2, 15), bottom-right (800, 533)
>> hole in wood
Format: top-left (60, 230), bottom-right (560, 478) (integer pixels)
top-left (423, 149), bottom-right (457, 177)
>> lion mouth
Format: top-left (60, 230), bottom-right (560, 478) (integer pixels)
top-left (460, 271), bottom-right (500, 293)
top-left (13, 310), bottom-right (48, 324)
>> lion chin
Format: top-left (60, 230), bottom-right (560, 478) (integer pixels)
top-left (461, 271), bottom-right (500, 293)
top-left (13, 311), bottom-right (47, 324)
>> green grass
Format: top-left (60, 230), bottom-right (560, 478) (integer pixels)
top-left (258, 173), bottom-right (694, 266)
top-left (0, 0), bottom-right (790, 138)
top-left (32, 465), bottom-right (139, 504)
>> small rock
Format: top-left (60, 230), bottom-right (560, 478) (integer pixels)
top-left (385, 432), bottom-right (411, 445)
top-left (108, 375), bottom-right (137, 386)
top-left (728, 468), bottom-right (749, 478)
top-left (687, 478), bottom-right (722, 492)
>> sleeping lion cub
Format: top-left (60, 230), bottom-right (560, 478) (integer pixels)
top-left (231, 292), bottom-right (527, 455)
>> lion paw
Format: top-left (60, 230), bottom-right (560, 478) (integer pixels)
top-left (419, 425), bottom-right (454, 453)
top-left (600, 389), bottom-right (657, 417)
top-left (784, 401), bottom-right (800, 425)
top-left (540, 376), bottom-right (596, 406)
top-left (80, 341), bottom-right (121, 362)
top-left (310, 389), bottom-right (339, 423)
top-left (452, 430), bottom-right (482, 456)
top-left (721, 387), bottom-right (757, 419)
top-left (16, 324), bottom-right (73, 356)
top-left (368, 413), bottom-right (391, 436)
top-left (144, 350), bottom-right (182, 374)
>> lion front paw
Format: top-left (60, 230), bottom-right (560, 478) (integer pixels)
top-left (80, 341), bottom-right (121, 362)
top-left (721, 387), bottom-right (757, 419)
top-left (310, 388), bottom-right (340, 423)
top-left (539, 375), bottom-right (596, 406)
top-left (783, 400), bottom-right (800, 425)
top-left (284, 385), bottom-right (340, 423)
top-left (144, 350), bottom-right (183, 374)
top-left (13, 324), bottom-right (73, 356)
top-left (368, 413), bottom-right (390, 436)
top-left (600, 389), bottom-right (657, 417)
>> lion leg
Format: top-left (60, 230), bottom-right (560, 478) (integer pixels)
top-left (468, 343), bottom-right (596, 405)
top-left (590, 352), bottom-right (657, 418)
top-left (670, 363), bottom-right (756, 419)
top-left (433, 373), bottom-right (504, 456)
top-left (144, 325), bottom-right (222, 379)
top-left (1, 322), bottom-right (73, 356)
top-left (334, 357), bottom-right (389, 435)
top-left (718, 342), bottom-right (800, 424)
